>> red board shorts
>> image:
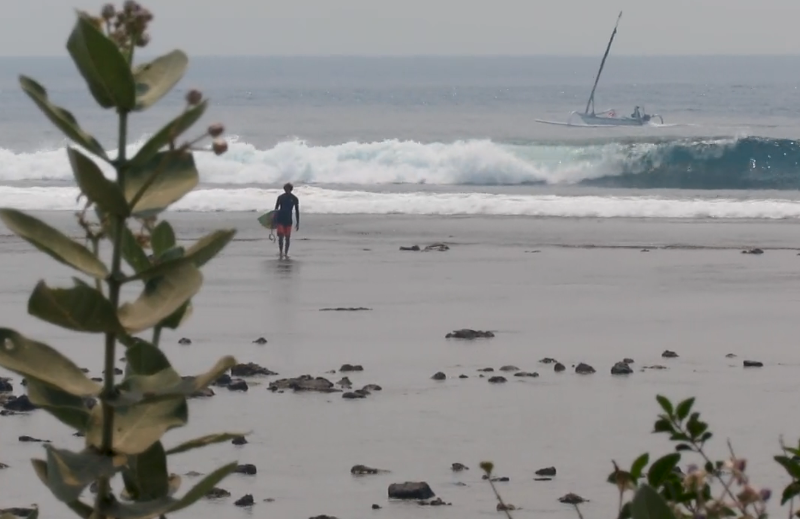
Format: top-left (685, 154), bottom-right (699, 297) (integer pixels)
top-left (276, 224), bottom-right (292, 237)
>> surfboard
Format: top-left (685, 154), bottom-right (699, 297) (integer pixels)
top-left (257, 210), bottom-right (277, 229)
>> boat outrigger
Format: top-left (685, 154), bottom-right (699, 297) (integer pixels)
top-left (537, 11), bottom-right (664, 127)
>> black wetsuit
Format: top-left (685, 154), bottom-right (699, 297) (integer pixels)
top-left (275, 192), bottom-right (299, 226)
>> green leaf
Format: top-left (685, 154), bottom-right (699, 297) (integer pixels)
top-left (40, 446), bottom-right (125, 502)
top-left (655, 395), bottom-right (673, 416)
top-left (67, 147), bottom-right (128, 216)
top-left (28, 280), bottom-right (121, 333)
top-left (653, 418), bottom-right (673, 434)
top-left (165, 433), bottom-right (247, 456)
top-left (66, 13), bottom-right (135, 110)
top-left (151, 222), bottom-right (176, 257)
top-left (647, 453), bottom-right (681, 487)
top-left (675, 397), bottom-right (695, 421)
top-left (116, 355), bottom-right (235, 405)
top-left (0, 208), bottom-right (108, 279)
top-left (118, 264), bottom-right (203, 333)
top-left (631, 453), bottom-right (650, 480)
top-left (0, 328), bottom-right (100, 397)
top-left (686, 415), bottom-right (708, 439)
top-left (133, 50), bottom-right (189, 111)
top-left (185, 229), bottom-right (236, 267)
top-left (126, 341), bottom-right (171, 375)
top-left (120, 225), bottom-right (152, 274)
top-left (122, 441), bottom-right (170, 502)
top-left (125, 151), bottom-right (199, 218)
top-left (776, 456), bottom-right (800, 480)
top-left (18, 75), bottom-right (108, 161)
top-left (630, 484), bottom-right (676, 519)
top-left (27, 379), bottom-right (91, 432)
top-left (87, 397), bottom-right (188, 455)
top-left (103, 462), bottom-right (237, 519)
top-left (782, 481), bottom-right (800, 505)
top-left (618, 501), bottom-right (632, 519)
top-left (130, 100), bottom-right (207, 168)
top-left (160, 301), bottom-right (193, 330)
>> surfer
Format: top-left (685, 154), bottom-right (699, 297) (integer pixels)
top-left (274, 182), bottom-right (300, 259)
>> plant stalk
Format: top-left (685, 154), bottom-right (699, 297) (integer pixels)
top-left (94, 110), bottom-right (129, 519)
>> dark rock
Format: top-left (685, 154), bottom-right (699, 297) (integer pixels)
top-left (269, 375), bottom-right (339, 393)
top-left (623, 358), bottom-right (634, 364)
top-left (310, 516), bottom-right (338, 519)
top-left (535, 477), bottom-right (553, 481)
top-left (539, 357), bottom-right (558, 364)
top-left (641, 249), bottom-right (650, 252)
top-left (178, 338), bottom-right (192, 345)
top-left (451, 463), bottom-right (468, 472)
top-left (362, 384), bottom-right (382, 391)
top-left (491, 477), bottom-right (510, 482)
top-left (477, 367), bottom-right (494, 372)
top-left (0, 462), bottom-right (8, 469)
top-left (498, 503), bottom-right (517, 511)
top-left (514, 371), bottom-right (539, 377)
top-left (227, 379), bottom-right (249, 392)
top-left (726, 353), bottom-right (737, 358)
top-left (206, 487), bottom-right (231, 498)
top-left (320, 307), bottom-right (372, 312)
top-left (445, 329), bottom-right (494, 339)
top-left (611, 361), bottom-right (633, 375)
top-left (400, 245), bottom-right (421, 251)
top-left (232, 436), bottom-right (248, 445)
top-left (103, 368), bottom-right (123, 375)
top-left (234, 464), bottom-right (257, 475)
top-left (743, 360), bottom-right (763, 368)
top-left (19, 435), bottom-right (49, 443)
top-left (431, 372), bottom-right (446, 380)
top-left (73, 431), bottom-right (85, 437)
top-left (458, 374), bottom-right (468, 379)
top-left (643, 365), bottom-right (668, 370)
top-left (372, 504), bottom-right (381, 510)
top-left (253, 337), bottom-right (268, 344)
top-left (388, 482), bottom-right (435, 500)
top-left (340, 364), bottom-right (364, 372)
top-left (488, 376), bottom-right (507, 383)
top-left (213, 374), bottom-right (232, 387)
top-left (3, 395), bottom-right (36, 412)
top-left (231, 362), bottom-right (278, 377)
top-left (575, 363), bottom-right (595, 374)
top-left (80, 368), bottom-right (90, 373)
top-left (536, 467), bottom-right (557, 477)
top-left (559, 493), bottom-right (587, 504)
top-left (423, 243), bottom-right (449, 252)
top-left (190, 388), bottom-right (215, 398)
top-left (351, 464), bottom-right (388, 475)
top-left (0, 410), bottom-right (17, 416)
top-left (185, 471), bottom-right (204, 477)
top-left (662, 350), bottom-right (679, 358)
top-left (336, 377), bottom-right (352, 388)
top-left (554, 362), bottom-right (566, 373)
top-left (91, 377), bottom-right (102, 382)
top-left (742, 248), bottom-right (764, 255)
top-left (426, 497), bottom-right (450, 506)
top-left (264, 498), bottom-right (275, 503)
top-left (343, 391), bottom-right (366, 399)
top-left (0, 508), bottom-right (37, 517)
top-left (20, 379), bottom-right (27, 386)
top-left (499, 365), bottom-right (519, 372)
top-left (0, 379), bottom-right (12, 392)
top-left (234, 494), bottom-right (254, 507)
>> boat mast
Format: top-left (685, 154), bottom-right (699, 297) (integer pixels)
top-left (584, 11), bottom-right (623, 115)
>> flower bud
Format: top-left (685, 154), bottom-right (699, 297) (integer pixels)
top-left (207, 123), bottom-right (224, 137)
top-left (212, 139), bottom-right (228, 155)
top-left (123, 1), bottom-right (140, 13)
top-left (760, 488), bottom-right (772, 502)
top-left (185, 89), bottom-right (203, 105)
top-left (101, 4), bottom-right (116, 20)
top-left (135, 32), bottom-right (150, 47)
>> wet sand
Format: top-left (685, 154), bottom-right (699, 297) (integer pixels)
top-left (1, 213), bottom-right (799, 518)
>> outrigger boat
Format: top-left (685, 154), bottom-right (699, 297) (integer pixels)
top-left (537, 12), bottom-right (663, 127)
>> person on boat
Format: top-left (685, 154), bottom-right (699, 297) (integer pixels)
top-left (274, 182), bottom-right (300, 259)
top-left (631, 106), bottom-right (641, 119)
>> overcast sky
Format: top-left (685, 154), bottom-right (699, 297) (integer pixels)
top-left (2, 0), bottom-right (800, 57)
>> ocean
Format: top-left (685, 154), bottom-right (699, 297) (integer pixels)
top-left (1, 56), bottom-right (800, 518)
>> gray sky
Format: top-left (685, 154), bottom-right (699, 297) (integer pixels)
top-left (3, 0), bottom-right (800, 57)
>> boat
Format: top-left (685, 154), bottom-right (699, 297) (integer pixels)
top-left (537, 12), bottom-right (663, 127)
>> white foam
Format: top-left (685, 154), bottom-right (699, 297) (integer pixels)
top-left (1, 185), bottom-right (799, 219)
top-left (0, 136), bottom-right (738, 186)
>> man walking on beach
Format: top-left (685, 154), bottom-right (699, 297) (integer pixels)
top-left (274, 182), bottom-right (300, 259)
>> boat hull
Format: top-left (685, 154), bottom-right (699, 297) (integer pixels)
top-left (573, 112), bottom-right (646, 126)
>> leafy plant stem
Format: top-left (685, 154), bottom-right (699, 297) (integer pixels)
top-left (152, 325), bottom-right (162, 348)
top-left (486, 477), bottom-right (513, 519)
top-left (573, 503), bottom-right (585, 519)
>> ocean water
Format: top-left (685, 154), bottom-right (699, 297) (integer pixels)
top-left (2, 56), bottom-right (800, 518)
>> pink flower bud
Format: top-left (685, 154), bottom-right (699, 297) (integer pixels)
top-left (212, 139), bottom-right (228, 155)
top-left (207, 123), bottom-right (224, 137)
top-left (185, 89), bottom-right (203, 105)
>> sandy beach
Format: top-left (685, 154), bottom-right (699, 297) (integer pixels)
top-left (1, 212), bottom-right (800, 518)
